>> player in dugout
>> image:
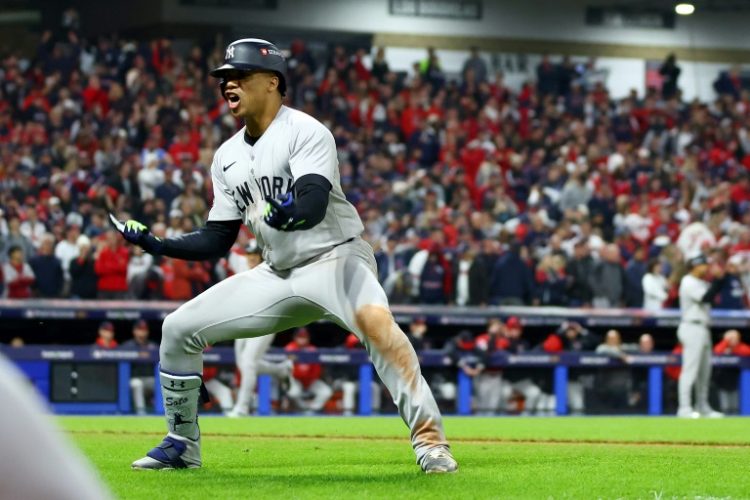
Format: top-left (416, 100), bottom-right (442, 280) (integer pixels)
top-left (110, 38), bottom-right (457, 473)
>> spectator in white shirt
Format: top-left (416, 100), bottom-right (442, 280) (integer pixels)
top-left (642, 259), bottom-right (669, 311)
top-left (55, 225), bottom-right (82, 294)
top-left (137, 159), bottom-right (166, 201)
top-left (20, 209), bottom-right (46, 250)
top-left (127, 246), bottom-right (154, 299)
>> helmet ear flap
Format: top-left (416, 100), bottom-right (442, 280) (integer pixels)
top-left (219, 79), bottom-right (227, 96)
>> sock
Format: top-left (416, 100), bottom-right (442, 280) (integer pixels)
top-left (160, 369), bottom-right (202, 441)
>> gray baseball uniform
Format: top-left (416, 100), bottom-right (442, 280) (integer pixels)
top-left (677, 273), bottom-right (712, 413)
top-left (158, 105), bottom-right (448, 463)
top-left (232, 335), bottom-right (289, 415)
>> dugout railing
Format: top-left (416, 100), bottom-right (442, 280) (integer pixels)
top-left (3, 345), bottom-right (750, 416)
top-left (4, 299), bottom-right (750, 328)
top-left (2, 299), bottom-right (750, 416)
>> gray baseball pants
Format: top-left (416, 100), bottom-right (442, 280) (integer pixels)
top-left (159, 237), bottom-right (448, 461)
top-left (677, 322), bottom-right (712, 412)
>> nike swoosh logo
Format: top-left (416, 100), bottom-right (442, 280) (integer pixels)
top-left (222, 161), bottom-right (237, 172)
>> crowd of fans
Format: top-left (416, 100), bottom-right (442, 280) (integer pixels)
top-left (2, 14), bottom-right (750, 314)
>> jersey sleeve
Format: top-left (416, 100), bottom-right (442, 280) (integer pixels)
top-left (288, 121), bottom-right (337, 184)
top-left (207, 154), bottom-right (242, 222)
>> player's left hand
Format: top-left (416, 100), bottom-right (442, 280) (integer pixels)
top-left (263, 192), bottom-right (299, 231)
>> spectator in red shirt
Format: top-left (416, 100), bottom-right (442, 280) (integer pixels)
top-left (160, 257), bottom-right (210, 300)
top-left (82, 75), bottom-right (109, 115)
top-left (284, 328), bottom-right (332, 414)
top-left (94, 321), bottom-right (118, 349)
top-left (94, 231), bottom-right (129, 299)
top-left (663, 342), bottom-right (683, 382)
top-left (167, 128), bottom-right (200, 164)
top-left (2, 246), bottom-right (35, 298)
top-left (713, 329), bottom-right (750, 414)
top-left (730, 174), bottom-right (750, 206)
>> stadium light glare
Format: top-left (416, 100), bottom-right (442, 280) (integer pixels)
top-left (675, 3), bottom-right (695, 15)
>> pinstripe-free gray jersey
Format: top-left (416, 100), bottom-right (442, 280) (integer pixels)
top-left (208, 105), bottom-right (363, 270)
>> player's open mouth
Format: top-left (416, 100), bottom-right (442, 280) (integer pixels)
top-left (226, 93), bottom-right (241, 110)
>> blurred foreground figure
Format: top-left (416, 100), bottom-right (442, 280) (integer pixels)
top-left (0, 354), bottom-right (112, 500)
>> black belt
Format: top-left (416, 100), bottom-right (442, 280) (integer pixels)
top-left (270, 238), bottom-right (357, 272)
top-left (332, 237), bottom-right (355, 248)
top-left (684, 319), bottom-right (708, 325)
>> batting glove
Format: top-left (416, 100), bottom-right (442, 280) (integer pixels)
top-left (109, 213), bottom-right (164, 254)
top-left (263, 192), bottom-right (304, 231)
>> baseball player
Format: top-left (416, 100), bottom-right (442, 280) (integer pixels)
top-left (676, 254), bottom-right (725, 418)
top-left (474, 318), bottom-right (507, 415)
top-left (228, 242), bottom-right (293, 417)
top-left (111, 38), bottom-right (456, 473)
top-left (120, 319), bottom-right (158, 415)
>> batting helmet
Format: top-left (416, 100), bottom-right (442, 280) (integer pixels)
top-left (687, 254), bottom-right (708, 270)
top-left (210, 38), bottom-right (287, 96)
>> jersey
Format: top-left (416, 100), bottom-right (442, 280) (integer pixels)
top-left (679, 274), bottom-right (711, 324)
top-left (208, 105), bottom-right (364, 270)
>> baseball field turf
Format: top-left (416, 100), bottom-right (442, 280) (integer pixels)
top-left (62, 416), bottom-right (749, 499)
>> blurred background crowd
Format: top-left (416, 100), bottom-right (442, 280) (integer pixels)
top-left (3, 11), bottom-right (750, 310)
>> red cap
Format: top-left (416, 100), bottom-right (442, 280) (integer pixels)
top-left (295, 328), bottom-right (310, 339)
top-left (505, 316), bottom-right (521, 329)
top-left (344, 333), bottom-right (361, 349)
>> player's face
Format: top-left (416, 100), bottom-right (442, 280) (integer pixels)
top-left (693, 263), bottom-right (709, 278)
top-left (222, 70), bottom-right (279, 118)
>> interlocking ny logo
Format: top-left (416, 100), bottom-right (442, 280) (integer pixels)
top-left (225, 45), bottom-right (235, 60)
top-left (170, 380), bottom-right (186, 388)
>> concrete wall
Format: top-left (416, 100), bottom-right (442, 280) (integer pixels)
top-left (161, 0), bottom-right (750, 51)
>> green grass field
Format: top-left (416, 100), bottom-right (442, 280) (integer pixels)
top-left (62, 416), bottom-right (750, 499)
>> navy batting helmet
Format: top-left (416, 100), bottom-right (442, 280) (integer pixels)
top-left (210, 38), bottom-right (287, 96)
top-left (687, 254), bottom-right (708, 269)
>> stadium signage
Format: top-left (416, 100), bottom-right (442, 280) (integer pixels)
top-left (40, 350), bottom-right (74, 360)
top-left (579, 356), bottom-right (612, 366)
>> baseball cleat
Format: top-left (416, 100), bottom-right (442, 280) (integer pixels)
top-left (420, 446), bottom-right (458, 474)
top-left (698, 407), bottom-right (724, 418)
top-left (132, 435), bottom-right (201, 470)
top-left (676, 407), bottom-right (700, 419)
top-left (225, 409), bottom-right (249, 418)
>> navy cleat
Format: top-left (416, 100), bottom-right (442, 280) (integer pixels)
top-left (132, 435), bottom-right (201, 470)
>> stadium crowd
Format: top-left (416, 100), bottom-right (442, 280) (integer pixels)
top-left (2, 16), bottom-right (750, 313)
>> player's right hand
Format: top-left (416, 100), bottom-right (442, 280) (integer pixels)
top-left (109, 213), bottom-right (164, 255)
top-left (263, 192), bottom-right (297, 231)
